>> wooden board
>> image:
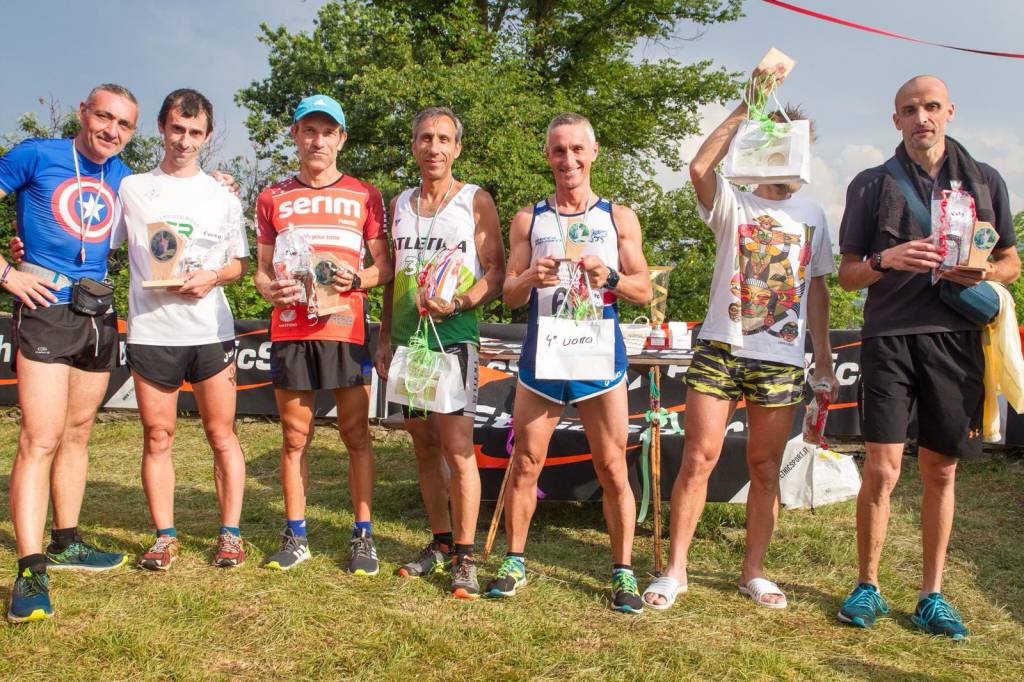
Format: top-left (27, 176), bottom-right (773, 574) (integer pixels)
top-left (142, 222), bottom-right (188, 289)
top-left (758, 47), bottom-right (796, 80)
top-left (310, 251), bottom-right (349, 316)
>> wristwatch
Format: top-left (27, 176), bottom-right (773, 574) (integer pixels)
top-left (605, 268), bottom-right (621, 290)
top-left (447, 297), bottom-right (464, 319)
top-left (350, 272), bottom-right (362, 290)
top-left (870, 253), bottom-right (889, 273)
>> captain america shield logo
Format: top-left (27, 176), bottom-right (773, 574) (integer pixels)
top-left (49, 177), bottom-right (116, 242)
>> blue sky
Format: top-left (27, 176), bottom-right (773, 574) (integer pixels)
top-left (3, 0), bottom-right (1022, 234)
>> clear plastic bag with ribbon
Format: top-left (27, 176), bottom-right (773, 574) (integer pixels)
top-left (272, 227), bottom-right (311, 305)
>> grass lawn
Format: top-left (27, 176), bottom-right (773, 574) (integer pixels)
top-left (0, 413), bottom-right (1022, 680)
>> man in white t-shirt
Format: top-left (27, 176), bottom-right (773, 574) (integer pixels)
top-left (643, 65), bottom-right (837, 610)
top-left (116, 89), bottom-right (249, 571)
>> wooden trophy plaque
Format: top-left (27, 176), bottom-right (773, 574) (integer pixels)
top-left (965, 221), bottom-right (998, 271)
top-left (142, 222), bottom-right (187, 289)
top-left (310, 251), bottom-right (349, 316)
top-left (757, 47), bottom-right (796, 82)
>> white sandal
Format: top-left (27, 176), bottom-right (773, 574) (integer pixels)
top-left (642, 575), bottom-right (688, 610)
top-left (738, 577), bottom-right (788, 609)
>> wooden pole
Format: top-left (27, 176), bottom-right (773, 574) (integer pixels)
top-left (483, 448), bottom-right (514, 563)
top-left (652, 366), bottom-right (664, 574)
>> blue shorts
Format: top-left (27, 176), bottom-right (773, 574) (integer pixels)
top-left (517, 365), bottom-right (627, 405)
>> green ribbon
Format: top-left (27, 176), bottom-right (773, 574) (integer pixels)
top-left (743, 72), bottom-right (789, 149)
top-left (404, 318), bottom-right (443, 416)
top-left (636, 408), bottom-right (684, 523)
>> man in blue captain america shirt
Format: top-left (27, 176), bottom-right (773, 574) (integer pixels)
top-left (0, 84), bottom-right (138, 623)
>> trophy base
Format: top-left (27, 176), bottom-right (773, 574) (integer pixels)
top-left (142, 279), bottom-right (186, 289)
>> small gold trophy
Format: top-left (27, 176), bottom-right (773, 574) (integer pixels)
top-left (142, 222), bottom-right (187, 289)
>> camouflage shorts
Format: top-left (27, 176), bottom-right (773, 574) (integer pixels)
top-left (685, 340), bottom-right (804, 406)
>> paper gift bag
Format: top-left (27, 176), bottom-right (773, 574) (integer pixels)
top-left (534, 316), bottom-right (616, 381)
top-left (385, 345), bottom-right (467, 414)
top-left (722, 118), bottom-right (811, 186)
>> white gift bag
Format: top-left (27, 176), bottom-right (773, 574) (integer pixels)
top-left (535, 316), bottom-right (616, 380)
top-left (778, 437), bottom-right (861, 510)
top-left (385, 317), bottom-right (467, 414)
top-left (722, 118), bottom-right (811, 186)
top-left (534, 269), bottom-right (616, 381)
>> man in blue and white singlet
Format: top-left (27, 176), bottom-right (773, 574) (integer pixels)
top-left (0, 84), bottom-right (138, 623)
top-left (484, 113), bottom-right (653, 614)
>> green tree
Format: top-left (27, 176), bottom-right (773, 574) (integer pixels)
top-left (237, 0), bottom-right (743, 321)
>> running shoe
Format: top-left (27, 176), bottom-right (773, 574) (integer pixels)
top-left (611, 568), bottom-right (644, 614)
top-left (6, 568), bottom-right (52, 623)
top-left (911, 593), bottom-right (969, 641)
top-left (837, 583), bottom-right (890, 629)
top-left (348, 529), bottom-right (379, 576)
top-left (212, 533), bottom-right (245, 568)
top-left (485, 556), bottom-right (526, 598)
top-left (138, 535), bottom-right (179, 572)
top-left (450, 554), bottom-right (480, 600)
top-left (47, 540), bottom-right (128, 572)
top-left (264, 529), bottom-right (311, 571)
top-left (397, 541), bottom-right (447, 578)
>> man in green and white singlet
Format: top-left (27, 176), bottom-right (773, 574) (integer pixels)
top-left (375, 107), bottom-right (505, 599)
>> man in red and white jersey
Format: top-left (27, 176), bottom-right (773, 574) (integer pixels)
top-left (254, 94), bottom-right (392, 575)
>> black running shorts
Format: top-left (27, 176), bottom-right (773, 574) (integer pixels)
top-left (270, 340), bottom-right (373, 391)
top-left (400, 342), bottom-right (480, 418)
top-left (13, 303), bottom-right (118, 372)
top-left (858, 330), bottom-right (984, 458)
top-left (127, 340), bottom-right (237, 389)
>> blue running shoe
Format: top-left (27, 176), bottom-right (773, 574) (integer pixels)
top-left (485, 556), bottom-right (526, 598)
top-left (46, 540), bottom-right (127, 572)
top-left (837, 583), bottom-right (889, 628)
top-left (7, 568), bottom-right (52, 623)
top-left (911, 593), bottom-right (969, 641)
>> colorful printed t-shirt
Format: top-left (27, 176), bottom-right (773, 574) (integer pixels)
top-left (0, 138), bottom-right (132, 304)
top-left (116, 168), bottom-right (248, 346)
top-left (255, 175), bottom-right (385, 343)
top-left (389, 184), bottom-right (482, 349)
top-left (698, 173), bottom-right (834, 368)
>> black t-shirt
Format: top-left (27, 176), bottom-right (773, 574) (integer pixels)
top-left (838, 156), bottom-right (1015, 339)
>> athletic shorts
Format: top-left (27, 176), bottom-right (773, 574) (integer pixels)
top-left (127, 340), bottom-right (236, 389)
top-left (859, 330), bottom-right (983, 458)
top-left (12, 303), bottom-right (118, 372)
top-left (517, 364), bottom-right (627, 405)
top-left (270, 340), bottom-right (372, 391)
top-left (399, 342), bottom-right (480, 418)
top-left (685, 340), bottom-right (804, 406)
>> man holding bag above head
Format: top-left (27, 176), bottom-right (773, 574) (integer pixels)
top-left (374, 107), bottom-right (505, 599)
top-left (254, 94), bottom-right (392, 576)
top-left (643, 63), bottom-right (836, 612)
top-left (836, 76), bottom-right (1018, 641)
top-left (486, 113), bottom-right (652, 613)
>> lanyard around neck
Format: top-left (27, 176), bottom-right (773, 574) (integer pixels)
top-left (413, 177), bottom-right (455, 269)
top-left (551, 194), bottom-right (594, 258)
top-left (72, 140), bottom-right (104, 264)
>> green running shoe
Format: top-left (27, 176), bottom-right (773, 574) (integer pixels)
top-left (611, 568), bottom-right (644, 614)
top-left (450, 554), bottom-right (480, 600)
top-left (46, 540), bottom-right (127, 572)
top-left (485, 556), bottom-right (526, 598)
top-left (7, 568), bottom-right (52, 623)
top-left (397, 541), bottom-right (447, 578)
top-left (911, 593), bottom-right (969, 641)
top-left (837, 583), bottom-right (890, 628)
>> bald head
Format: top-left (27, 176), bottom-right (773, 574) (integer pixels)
top-left (894, 75), bottom-right (949, 112)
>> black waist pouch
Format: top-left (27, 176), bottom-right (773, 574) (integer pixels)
top-left (71, 277), bottom-right (114, 316)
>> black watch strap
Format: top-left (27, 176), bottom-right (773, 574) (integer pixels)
top-left (605, 268), bottom-right (620, 290)
top-left (351, 272), bottom-right (362, 290)
top-left (870, 253), bottom-right (889, 273)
